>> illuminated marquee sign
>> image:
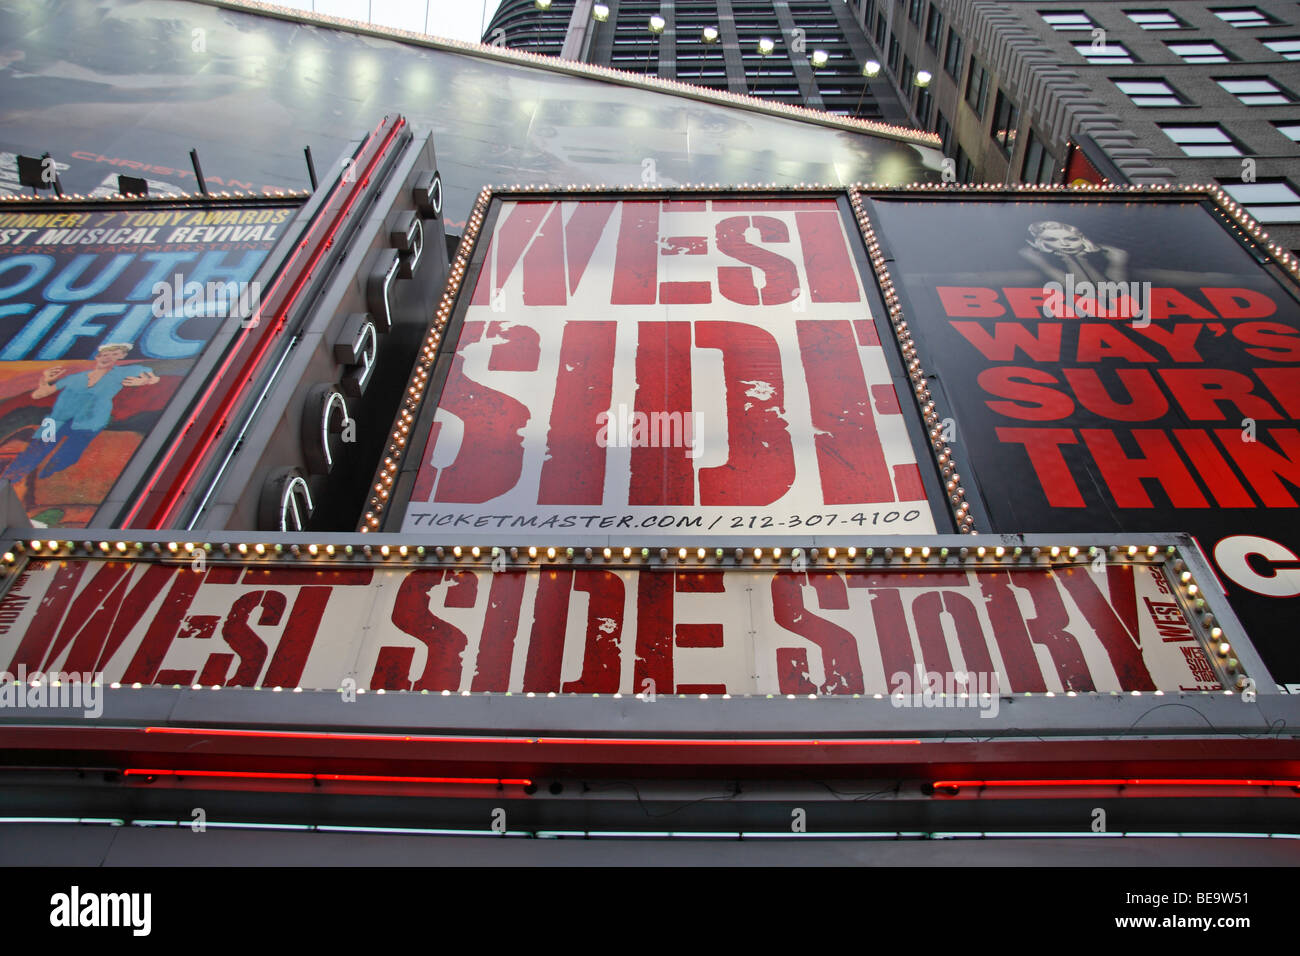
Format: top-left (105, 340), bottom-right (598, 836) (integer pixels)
top-left (0, 542), bottom-right (1232, 697)
top-left (370, 193), bottom-right (939, 538)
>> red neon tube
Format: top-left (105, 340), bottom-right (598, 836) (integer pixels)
top-left (123, 116), bottom-right (405, 527)
top-left (125, 768), bottom-right (531, 786)
top-left (933, 778), bottom-right (1300, 790)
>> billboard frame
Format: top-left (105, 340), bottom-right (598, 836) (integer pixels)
top-left (0, 528), bottom-right (1272, 697)
top-left (363, 185), bottom-right (953, 543)
top-left (0, 189), bottom-right (309, 531)
top-left (847, 182), bottom-right (1300, 539)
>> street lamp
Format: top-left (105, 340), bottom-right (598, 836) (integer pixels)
top-left (645, 14), bottom-right (666, 75)
top-left (756, 36), bottom-right (775, 89)
top-left (593, 3), bottom-right (608, 21)
top-left (702, 25), bottom-right (719, 43)
top-left (856, 61), bottom-right (882, 115)
top-left (532, 0), bottom-right (552, 53)
top-left (915, 70), bottom-right (932, 87)
top-left (811, 49), bottom-right (829, 68)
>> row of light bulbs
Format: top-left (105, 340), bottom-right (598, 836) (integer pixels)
top-left (363, 185), bottom-right (495, 530)
top-left (3, 537), bottom-right (1180, 569)
top-left (0, 189), bottom-right (307, 202)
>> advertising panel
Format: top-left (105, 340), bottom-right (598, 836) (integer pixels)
top-left (0, 202), bottom-right (296, 528)
top-left (865, 195), bottom-right (1300, 688)
top-left (0, 552), bottom-right (1222, 697)
top-left (395, 196), bottom-right (938, 539)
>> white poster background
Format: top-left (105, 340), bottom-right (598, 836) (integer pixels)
top-left (400, 199), bottom-right (936, 538)
top-left (0, 558), bottom-right (1220, 697)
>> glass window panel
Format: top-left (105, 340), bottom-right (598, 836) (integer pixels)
top-left (1263, 39), bottom-right (1300, 59)
top-left (1224, 182), bottom-right (1300, 203)
top-left (1117, 80), bottom-right (1174, 95)
top-left (1180, 143), bottom-right (1242, 156)
top-left (1162, 126), bottom-right (1231, 142)
top-left (1249, 206), bottom-right (1300, 222)
top-left (1213, 8), bottom-right (1274, 26)
top-left (1128, 11), bottom-right (1181, 29)
top-left (1219, 79), bottom-right (1280, 93)
top-left (1042, 12), bottom-right (1094, 29)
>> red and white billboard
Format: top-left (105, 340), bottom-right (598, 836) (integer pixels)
top-left (0, 556), bottom-right (1219, 697)
top-left (396, 197), bottom-right (936, 538)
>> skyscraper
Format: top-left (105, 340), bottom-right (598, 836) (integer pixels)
top-left (849, 0), bottom-right (1300, 253)
top-left (484, 0), bottom-right (914, 123)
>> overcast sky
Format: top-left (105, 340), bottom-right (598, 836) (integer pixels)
top-left (276, 1), bottom-right (505, 44)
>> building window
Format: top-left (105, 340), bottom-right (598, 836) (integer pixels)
top-left (965, 60), bottom-right (989, 118)
top-left (1116, 79), bottom-right (1186, 106)
top-left (925, 5), bottom-right (944, 49)
top-left (944, 28), bottom-right (964, 78)
top-left (1021, 130), bottom-right (1056, 183)
top-left (1041, 11), bottom-right (1095, 30)
top-left (992, 89), bottom-right (1018, 153)
top-left (901, 55), bottom-right (914, 90)
top-left (887, 33), bottom-right (900, 70)
top-left (1127, 11), bottom-right (1184, 30)
top-left (1264, 38), bottom-right (1300, 60)
top-left (1217, 77), bottom-right (1293, 105)
top-left (1160, 124), bottom-right (1243, 156)
top-left (916, 84), bottom-right (933, 127)
top-left (1212, 7), bottom-right (1278, 28)
top-left (1168, 41), bottom-right (1232, 63)
top-left (1275, 122), bottom-right (1300, 143)
top-left (956, 146), bottom-right (974, 183)
top-left (908, 0), bottom-right (923, 26)
top-left (875, 12), bottom-right (887, 45)
top-left (1220, 180), bottom-right (1300, 223)
top-left (936, 111), bottom-right (953, 153)
top-left (1073, 40), bottom-right (1135, 64)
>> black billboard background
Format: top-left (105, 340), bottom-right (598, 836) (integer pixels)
top-left (868, 197), bottom-right (1300, 688)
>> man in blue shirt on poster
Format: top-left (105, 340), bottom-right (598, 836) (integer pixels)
top-left (2, 342), bottom-right (160, 482)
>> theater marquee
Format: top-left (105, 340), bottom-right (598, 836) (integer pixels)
top-left (0, 538), bottom-right (1235, 697)
top-left (369, 191), bottom-right (940, 539)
